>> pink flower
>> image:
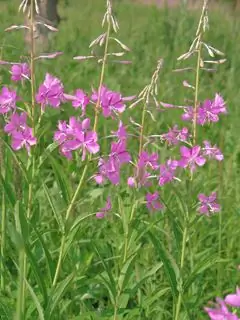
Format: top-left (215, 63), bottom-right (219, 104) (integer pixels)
top-left (225, 287), bottom-right (240, 307)
top-left (162, 125), bottom-right (189, 145)
top-left (0, 87), bottom-right (18, 114)
top-left (11, 63), bottom-right (30, 82)
top-left (36, 73), bottom-right (65, 110)
top-left (128, 151), bottom-right (159, 188)
top-left (159, 159), bottom-right (179, 186)
top-left (198, 192), bottom-right (221, 216)
top-left (96, 197), bottom-right (112, 219)
top-left (54, 117), bottom-right (99, 160)
top-left (178, 146), bottom-right (206, 172)
top-left (94, 141), bottom-right (131, 185)
top-left (4, 112), bottom-right (36, 154)
top-left (146, 192), bottom-right (164, 212)
top-left (112, 121), bottom-right (128, 141)
top-left (202, 140), bottom-right (224, 161)
top-left (70, 89), bottom-right (89, 116)
top-left (91, 85), bottom-right (134, 118)
top-left (182, 94), bottom-right (227, 125)
top-left (205, 298), bottom-right (239, 320)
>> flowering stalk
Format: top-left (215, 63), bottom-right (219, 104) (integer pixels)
top-left (52, 163), bottom-right (88, 286)
top-left (16, 0), bottom-right (36, 317)
top-left (52, 1), bottom-right (115, 286)
top-left (0, 142), bottom-right (6, 291)
top-left (137, 59), bottom-right (163, 155)
top-left (174, 213), bottom-right (189, 320)
top-left (93, 21), bottom-right (111, 132)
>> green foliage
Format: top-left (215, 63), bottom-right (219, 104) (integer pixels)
top-left (0, 0), bottom-right (240, 319)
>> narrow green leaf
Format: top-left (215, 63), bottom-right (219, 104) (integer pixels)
top-left (0, 137), bottom-right (29, 182)
top-left (49, 155), bottom-right (71, 204)
top-left (42, 182), bottom-right (65, 233)
top-left (45, 272), bottom-right (75, 318)
top-left (148, 231), bottom-right (179, 299)
top-left (0, 172), bottom-right (16, 207)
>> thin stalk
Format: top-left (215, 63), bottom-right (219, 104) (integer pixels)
top-left (217, 125), bottom-right (224, 291)
top-left (138, 102), bottom-right (147, 155)
top-left (52, 18), bottom-right (111, 287)
top-left (52, 163), bottom-right (89, 286)
top-left (174, 225), bottom-right (188, 320)
top-left (0, 192), bottom-right (6, 291)
top-left (193, 41), bottom-right (202, 146)
top-left (93, 22), bottom-right (111, 132)
top-left (15, 249), bottom-right (25, 320)
top-left (17, 0), bottom-right (36, 315)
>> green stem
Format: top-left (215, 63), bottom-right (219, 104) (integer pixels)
top-left (1, 192), bottom-right (6, 291)
top-left (174, 226), bottom-right (188, 320)
top-left (53, 17), bottom-right (111, 287)
top-left (17, 0), bottom-right (36, 315)
top-left (217, 126), bottom-right (224, 292)
top-left (193, 40), bottom-right (202, 146)
top-left (15, 249), bottom-right (25, 320)
top-left (138, 102), bottom-right (147, 155)
top-left (93, 22), bottom-right (111, 132)
top-left (52, 163), bottom-right (89, 286)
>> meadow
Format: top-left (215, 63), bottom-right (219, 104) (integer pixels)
top-left (0, 0), bottom-right (240, 319)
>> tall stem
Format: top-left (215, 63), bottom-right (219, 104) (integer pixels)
top-left (138, 102), bottom-right (147, 155)
top-left (52, 17), bottom-right (111, 287)
top-left (193, 41), bottom-right (202, 145)
top-left (0, 192), bottom-right (6, 291)
top-left (174, 225), bottom-right (188, 320)
top-left (52, 163), bottom-right (89, 286)
top-left (17, 0), bottom-right (36, 315)
top-left (93, 22), bottom-right (111, 132)
top-left (15, 248), bottom-right (25, 320)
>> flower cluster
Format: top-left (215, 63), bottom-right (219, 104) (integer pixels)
top-left (198, 192), bottom-right (221, 216)
top-left (36, 73), bottom-right (65, 110)
top-left (54, 117), bottom-right (99, 160)
top-left (4, 112), bottom-right (37, 154)
top-left (95, 140), bottom-right (131, 185)
top-left (91, 85), bottom-right (134, 118)
top-left (182, 93), bottom-right (227, 125)
top-left (0, 86), bottom-right (19, 114)
top-left (205, 287), bottom-right (240, 319)
top-left (162, 125), bottom-right (189, 145)
top-left (128, 151), bottom-right (159, 188)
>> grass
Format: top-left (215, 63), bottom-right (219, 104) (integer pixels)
top-left (0, 0), bottom-right (240, 319)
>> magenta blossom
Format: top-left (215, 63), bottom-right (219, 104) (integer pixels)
top-left (95, 157), bottom-right (120, 185)
top-left (4, 112), bottom-right (27, 135)
top-left (11, 63), bottom-right (30, 82)
top-left (66, 89), bottom-right (90, 116)
top-left (162, 125), bottom-right (189, 145)
top-left (202, 140), bottom-right (224, 161)
top-left (111, 121), bottom-right (128, 141)
top-left (159, 159), bottom-right (179, 186)
top-left (128, 151), bottom-right (159, 188)
top-left (96, 197), bottom-right (112, 219)
top-left (225, 287), bottom-right (240, 307)
top-left (36, 73), bottom-right (65, 110)
top-left (146, 192), bottom-right (164, 212)
top-left (91, 85), bottom-right (134, 118)
top-left (205, 298), bottom-right (239, 320)
top-left (95, 140), bottom-right (131, 185)
top-left (138, 151), bottom-right (159, 170)
top-left (178, 146), bottom-right (206, 172)
top-left (0, 87), bottom-right (18, 114)
top-left (4, 112), bottom-right (36, 154)
top-left (198, 192), bottom-right (221, 216)
top-left (54, 117), bottom-right (99, 160)
top-left (182, 94), bottom-right (227, 125)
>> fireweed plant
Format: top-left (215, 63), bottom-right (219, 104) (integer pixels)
top-left (0, 0), bottom-right (238, 319)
